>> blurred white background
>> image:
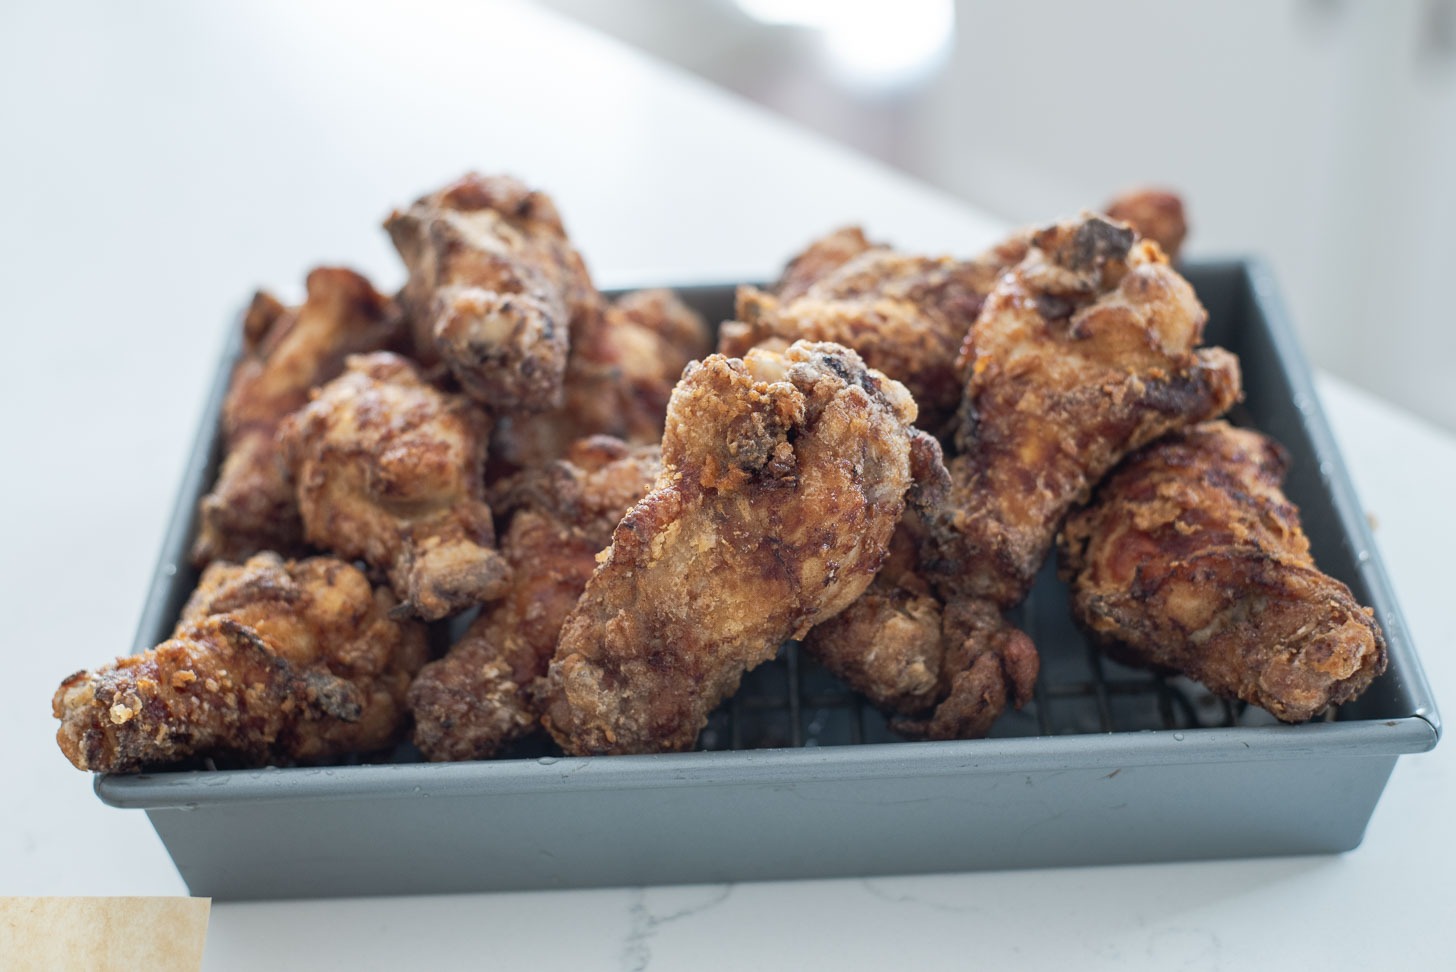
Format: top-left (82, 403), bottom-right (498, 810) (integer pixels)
top-left (538, 0), bottom-right (1456, 431)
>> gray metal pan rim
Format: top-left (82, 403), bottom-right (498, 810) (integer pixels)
top-left (95, 716), bottom-right (1437, 809)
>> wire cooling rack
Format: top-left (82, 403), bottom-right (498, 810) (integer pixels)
top-left (690, 557), bottom-right (1305, 755)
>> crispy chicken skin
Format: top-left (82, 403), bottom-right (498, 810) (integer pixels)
top-left (805, 520), bottom-right (943, 713)
top-left (491, 288), bottom-right (711, 469)
top-left (385, 172), bottom-right (601, 412)
top-left (802, 514), bottom-right (1039, 739)
top-left (1060, 422), bottom-right (1386, 722)
top-left (541, 341), bottom-right (933, 755)
top-left (280, 352), bottom-right (509, 621)
top-left (772, 225), bottom-right (879, 301)
top-left (927, 213), bottom-right (1242, 606)
top-left (721, 230), bottom-right (1030, 432)
top-left (409, 437), bottom-right (662, 761)
top-left (54, 554), bottom-right (427, 772)
top-left (192, 268), bottom-right (403, 565)
top-left (1104, 188), bottom-right (1188, 262)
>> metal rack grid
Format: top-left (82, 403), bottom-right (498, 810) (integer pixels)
top-left (686, 557), bottom-right (1323, 756)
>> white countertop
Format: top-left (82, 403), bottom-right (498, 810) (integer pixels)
top-left (2, 2), bottom-right (1450, 968)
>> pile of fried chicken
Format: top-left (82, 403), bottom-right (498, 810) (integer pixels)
top-left (53, 176), bottom-right (1387, 773)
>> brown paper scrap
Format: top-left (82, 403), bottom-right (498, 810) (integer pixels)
top-left (0, 897), bottom-right (210, 972)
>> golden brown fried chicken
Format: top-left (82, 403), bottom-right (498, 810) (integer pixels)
top-left (192, 268), bottom-right (403, 565)
top-left (733, 226), bottom-right (1039, 737)
top-left (1060, 422), bottom-right (1386, 722)
top-left (1105, 187), bottom-right (1188, 262)
top-left (772, 225), bottom-right (879, 301)
top-left (801, 513), bottom-right (1038, 739)
top-left (280, 352), bottom-right (509, 621)
top-left (491, 288), bottom-right (710, 469)
top-left (802, 413), bottom-right (1037, 739)
top-left (53, 554), bottom-right (427, 773)
top-left (805, 519), bottom-right (942, 712)
top-left (818, 212), bottom-right (1234, 736)
top-left (720, 230), bottom-right (1029, 431)
top-left (385, 172), bottom-right (601, 412)
top-left (409, 437), bottom-right (662, 761)
top-left (541, 341), bottom-right (935, 756)
top-left (927, 212), bottom-right (1242, 607)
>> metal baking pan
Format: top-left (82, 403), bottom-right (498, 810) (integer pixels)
top-left (96, 261), bottom-right (1441, 899)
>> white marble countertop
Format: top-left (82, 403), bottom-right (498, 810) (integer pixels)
top-left (2, 2), bottom-right (1450, 968)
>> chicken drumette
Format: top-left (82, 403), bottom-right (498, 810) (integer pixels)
top-left (927, 212), bottom-right (1242, 606)
top-left (1060, 421), bottom-right (1386, 722)
top-left (192, 268), bottom-right (404, 565)
top-left (491, 288), bottom-right (710, 469)
top-left (280, 352), bottom-right (509, 621)
top-left (54, 554), bottom-right (427, 773)
top-left (385, 172), bottom-right (601, 412)
top-left (720, 229), bottom-right (1030, 433)
top-left (541, 341), bottom-right (936, 756)
top-left (409, 437), bottom-right (662, 761)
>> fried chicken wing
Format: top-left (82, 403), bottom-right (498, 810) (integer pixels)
top-left (54, 554), bottom-right (427, 773)
top-left (928, 213), bottom-right (1242, 607)
top-left (772, 225), bottom-right (879, 301)
top-left (409, 437), bottom-right (662, 761)
top-left (491, 288), bottom-right (710, 469)
top-left (1105, 187), bottom-right (1188, 262)
top-left (192, 268), bottom-right (403, 565)
top-left (541, 341), bottom-right (934, 755)
top-left (280, 352), bottom-right (509, 620)
top-left (720, 231), bottom-right (1030, 432)
top-left (385, 172), bottom-right (601, 412)
top-left (1059, 422), bottom-right (1386, 722)
top-left (801, 513), bottom-right (1038, 739)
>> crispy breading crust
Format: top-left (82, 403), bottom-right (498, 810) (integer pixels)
top-left (1059, 421), bottom-right (1386, 722)
top-left (802, 514), bottom-right (1038, 739)
top-left (192, 268), bottom-right (404, 565)
top-left (385, 173), bottom-right (601, 412)
top-left (491, 289), bottom-right (710, 469)
top-left (409, 438), bottom-right (661, 761)
top-left (927, 213), bottom-right (1242, 607)
top-left (541, 341), bottom-right (932, 755)
top-left (280, 352), bottom-right (509, 620)
top-left (53, 555), bottom-right (427, 772)
top-left (719, 229), bottom-right (1029, 432)
top-left (771, 225), bottom-right (879, 301)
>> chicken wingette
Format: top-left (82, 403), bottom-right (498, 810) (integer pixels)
top-left (385, 172), bottom-right (600, 412)
top-left (54, 554), bottom-right (426, 772)
top-left (1059, 421), bottom-right (1386, 722)
top-left (281, 352), bottom-right (509, 620)
top-left (192, 268), bottom-right (403, 565)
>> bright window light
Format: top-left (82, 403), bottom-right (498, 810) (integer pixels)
top-left (734, 0), bottom-right (956, 90)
